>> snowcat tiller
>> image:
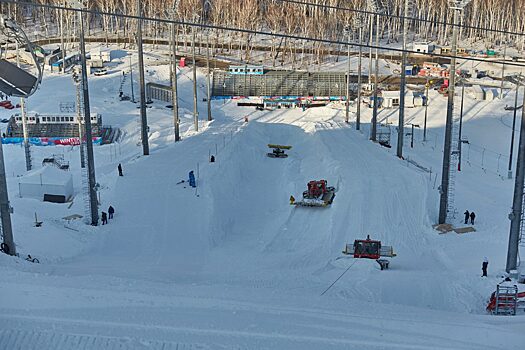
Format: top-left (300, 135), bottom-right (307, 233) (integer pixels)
top-left (267, 144), bottom-right (292, 158)
top-left (342, 237), bottom-right (396, 259)
top-left (291, 180), bottom-right (335, 207)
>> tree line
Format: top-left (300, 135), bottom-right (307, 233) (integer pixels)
top-left (2, 0), bottom-right (523, 67)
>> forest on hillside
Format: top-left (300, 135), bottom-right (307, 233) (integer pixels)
top-left (1, 1), bottom-right (523, 66)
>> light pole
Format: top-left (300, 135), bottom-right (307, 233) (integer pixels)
top-left (206, 30), bottom-right (212, 122)
top-left (129, 53), bottom-right (135, 103)
top-left (438, 0), bottom-right (471, 224)
top-left (371, 12), bottom-right (380, 141)
top-left (397, 0), bottom-right (410, 158)
top-left (356, 21), bottom-right (363, 130)
top-left (345, 25), bottom-right (351, 124)
top-left (170, 3), bottom-right (180, 141)
top-left (423, 79), bottom-right (431, 141)
top-left (192, 15), bottom-right (199, 132)
top-left (500, 39), bottom-right (507, 99)
top-left (508, 76), bottom-right (522, 179)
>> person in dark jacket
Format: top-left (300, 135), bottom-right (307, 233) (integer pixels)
top-left (101, 212), bottom-right (108, 225)
top-left (108, 206), bottom-right (115, 219)
top-left (470, 211), bottom-right (476, 225)
top-left (464, 210), bottom-right (470, 224)
top-left (118, 163), bottom-right (123, 176)
top-left (482, 257), bottom-right (488, 277)
top-left (188, 171), bottom-right (196, 188)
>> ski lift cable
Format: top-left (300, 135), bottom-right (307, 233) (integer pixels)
top-left (1, 0), bottom-right (524, 69)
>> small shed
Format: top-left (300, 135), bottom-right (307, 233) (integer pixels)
top-left (18, 166), bottom-right (74, 203)
top-left (381, 91), bottom-right (421, 108)
top-left (469, 85), bottom-right (485, 100)
top-left (413, 42), bottom-right (435, 54)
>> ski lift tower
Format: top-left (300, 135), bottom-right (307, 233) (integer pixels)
top-left (397, 0), bottom-right (416, 159)
top-left (366, 0), bottom-right (385, 141)
top-left (438, 0), bottom-right (471, 225)
top-left (69, 0), bottom-right (99, 226)
top-left (507, 75), bottom-right (525, 273)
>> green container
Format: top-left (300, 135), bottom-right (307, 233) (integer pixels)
top-left (487, 49), bottom-right (496, 56)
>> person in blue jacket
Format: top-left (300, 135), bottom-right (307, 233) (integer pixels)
top-left (189, 171), bottom-right (196, 187)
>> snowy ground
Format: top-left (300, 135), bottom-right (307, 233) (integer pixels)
top-left (0, 47), bottom-right (524, 349)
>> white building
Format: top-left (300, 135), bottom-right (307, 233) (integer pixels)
top-left (413, 42), bottom-right (435, 54)
top-left (381, 91), bottom-right (424, 108)
top-left (90, 48), bottom-right (112, 62)
top-left (18, 166), bottom-right (74, 203)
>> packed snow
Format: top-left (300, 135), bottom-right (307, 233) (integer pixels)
top-left (0, 45), bottom-right (524, 349)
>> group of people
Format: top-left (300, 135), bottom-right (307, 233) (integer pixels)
top-left (101, 206), bottom-right (115, 225)
top-left (464, 210), bottom-right (476, 225)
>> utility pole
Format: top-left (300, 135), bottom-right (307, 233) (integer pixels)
top-left (0, 134), bottom-right (15, 256)
top-left (397, 0), bottom-right (409, 158)
top-left (423, 78), bottom-right (430, 141)
top-left (60, 0), bottom-right (66, 73)
top-left (171, 21), bottom-right (180, 141)
top-left (457, 81), bottom-right (466, 171)
top-left (500, 39), bottom-right (507, 99)
top-left (136, 0), bottom-right (149, 155)
top-left (206, 30), bottom-right (212, 122)
top-left (345, 26), bottom-right (351, 124)
top-left (368, 16), bottom-right (373, 87)
top-left (370, 13), bottom-right (379, 142)
top-left (506, 88), bottom-right (525, 273)
top-left (192, 20), bottom-right (199, 131)
top-left (129, 53), bottom-right (135, 103)
top-left (356, 25), bottom-right (363, 131)
top-left (508, 77), bottom-right (521, 179)
top-left (438, 0), bottom-right (470, 224)
top-left (77, 2), bottom-right (99, 226)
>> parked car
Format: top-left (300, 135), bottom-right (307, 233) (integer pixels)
top-left (94, 68), bottom-right (107, 76)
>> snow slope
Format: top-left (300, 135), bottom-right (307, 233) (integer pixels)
top-left (0, 46), bottom-right (524, 349)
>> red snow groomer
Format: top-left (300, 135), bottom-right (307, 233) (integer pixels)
top-left (342, 236), bottom-right (396, 270)
top-left (291, 180), bottom-right (335, 207)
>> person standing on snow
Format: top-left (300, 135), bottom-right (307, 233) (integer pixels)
top-left (482, 257), bottom-right (488, 277)
top-left (101, 212), bottom-right (108, 225)
top-left (470, 212), bottom-right (476, 225)
top-left (108, 206), bottom-right (115, 219)
top-left (464, 210), bottom-right (470, 224)
top-left (188, 171), bottom-right (196, 188)
top-left (118, 163), bottom-right (123, 176)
